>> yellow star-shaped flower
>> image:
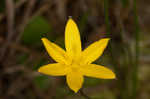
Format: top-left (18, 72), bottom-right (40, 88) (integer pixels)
top-left (38, 18), bottom-right (116, 93)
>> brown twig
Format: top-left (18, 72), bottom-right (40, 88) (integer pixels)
top-left (0, 0), bottom-right (27, 22)
top-left (16, 0), bottom-right (37, 43)
top-left (0, 13), bottom-right (3, 21)
top-left (31, 1), bottom-right (51, 19)
top-left (15, 0), bottom-right (27, 8)
top-left (0, 36), bottom-right (47, 60)
top-left (10, 0), bottom-right (51, 56)
top-left (0, 0), bottom-right (15, 61)
top-left (79, 89), bottom-right (91, 99)
top-left (9, 0), bottom-right (37, 56)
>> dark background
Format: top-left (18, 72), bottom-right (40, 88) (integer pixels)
top-left (0, 0), bottom-right (150, 99)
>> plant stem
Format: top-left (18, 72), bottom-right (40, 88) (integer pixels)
top-left (121, 0), bottom-right (129, 8)
top-left (132, 0), bottom-right (140, 98)
top-left (79, 89), bottom-right (91, 99)
top-left (104, 0), bottom-right (110, 35)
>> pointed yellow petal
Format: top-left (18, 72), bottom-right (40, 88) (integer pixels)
top-left (38, 63), bottom-right (68, 76)
top-left (41, 38), bottom-right (69, 64)
top-left (65, 19), bottom-right (81, 59)
top-left (66, 70), bottom-right (83, 93)
top-left (81, 64), bottom-right (116, 79)
top-left (81, 38), bottom-right (110, 64)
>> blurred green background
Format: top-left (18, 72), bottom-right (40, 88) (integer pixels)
top-left (0, 0), bottom-right (150, 99)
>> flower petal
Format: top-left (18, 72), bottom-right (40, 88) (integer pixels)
top-left (65, 19), bottom-right (81, 59)
top-left (66, 70), bottom-right (83, 93)
top-left (38, 63), bottom-right (68, 76)
top-left (81, 38), bottom-right (110, 64)
top-left (41, 38), bottom-right (69, 64)
top-left (81, 64), bottom-right (116, 79)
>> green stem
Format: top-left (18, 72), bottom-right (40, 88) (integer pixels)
top-left (121, 0), bottom-right (129, 8)
top-left (104, 1), bottom-right (125, 98)
top-left (104, 0), bottom-right (110, 35)
top-left (132, 0), bottom-right (140, 98)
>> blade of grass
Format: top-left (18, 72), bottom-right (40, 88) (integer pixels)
top-left (131, 0), bottom-right (140, 98)
top-left (121, 0), bottom-right (129, 8)
top-left (104, 0), bottom-right (110, 35)
top-left (104, 1), bottom-right (131, 99)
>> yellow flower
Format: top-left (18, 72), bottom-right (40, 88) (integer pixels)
top-left (38, 18), bottom-right (116, 93)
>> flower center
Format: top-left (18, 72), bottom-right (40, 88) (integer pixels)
top-left (70, 62), bottom-right (80, 72)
